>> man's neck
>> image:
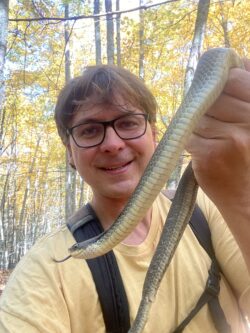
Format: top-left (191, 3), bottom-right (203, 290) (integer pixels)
top-left (90, 196), bottom-right (152, 246)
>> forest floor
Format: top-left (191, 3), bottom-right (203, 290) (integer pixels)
top-left (0, 270), bottom-right (12, 296)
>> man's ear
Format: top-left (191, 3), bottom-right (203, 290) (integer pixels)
top-left (66, 144), bottom-right (76, 170)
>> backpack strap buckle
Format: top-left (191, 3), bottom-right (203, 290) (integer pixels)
top-left (206, 261), bottom-right (221, 297)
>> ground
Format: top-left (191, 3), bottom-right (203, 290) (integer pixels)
top-left (0, 270), bottom-right (11, 296)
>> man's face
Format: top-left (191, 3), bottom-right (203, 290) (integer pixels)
top-left (67, 99), bottom-right (156, 203)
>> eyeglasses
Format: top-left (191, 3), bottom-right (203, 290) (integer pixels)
top-left (67, 113), bottom-right (148, 148)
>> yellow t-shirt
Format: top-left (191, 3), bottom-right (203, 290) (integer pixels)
top-left (0, 192), bottom-right (249, 333)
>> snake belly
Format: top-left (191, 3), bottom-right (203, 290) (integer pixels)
top-left (63, 48), bottom-right (243, 261)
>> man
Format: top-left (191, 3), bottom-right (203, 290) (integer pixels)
top-left (0, 61), bottom-right (249, 332)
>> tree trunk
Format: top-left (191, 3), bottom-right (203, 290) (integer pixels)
top-left (0, 107), bottom-right (18, 269)
top-left (64, 4), bottom-right (71, 83)
top-left (105, 0), bottom-right (114, 64)
top-left (219, 0), bottom-right (230, 48)
top-left (16, 136), bottom-right (41, 262)
top-left (167, 0), bottom-right (211, 189)
top-left (0, 169), bottom-right (10, 269)
top-left (183, 0), bottom-right (211, 95)
top-left (0, 0), bottom-right (9, 141)
top-left (116, 0), bottom-right (121, 66)
top-left (64, 4), bottom-right (76, 220)
top-left (94, 0), bottom-right (102, 64)
top-left (139, 0), bottom-right (145, 80)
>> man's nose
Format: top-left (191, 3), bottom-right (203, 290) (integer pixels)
top-left (99, 126), bottom-right (125, 152)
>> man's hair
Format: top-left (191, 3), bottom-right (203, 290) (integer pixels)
top-left (54, 64), bottom-right (157, 145)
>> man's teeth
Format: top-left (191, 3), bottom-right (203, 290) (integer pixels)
top-left (103, 161), bottom-right (131, 170)
top-left (106, 165), bottom-right (124, 170)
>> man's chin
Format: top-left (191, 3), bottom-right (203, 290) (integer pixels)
top-left (104, 186), bottom-right (135, 201)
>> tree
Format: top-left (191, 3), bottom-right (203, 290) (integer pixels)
top-left (167, 0), bottom-right (211, 189)
top-left (0, 0), bottom-right (9, 145)
top-left (94, 0), bottom-right (102, 64)
top-left (105, 0), bottom-right (114, 64)
top-left (0, 0), bottom-right (9, 87)
top-left (183, 0), bottom-right (210, 94)
top-left (218, 0), bottom-right (230, 48)
top-left (16, 136), bottom-right (41, 262)
top-left (116, 0), bottom-right (121, 66)
top-left (64, 3), bottom-right (76, 220)
top-left (139, 0), bottom-right (145, 79)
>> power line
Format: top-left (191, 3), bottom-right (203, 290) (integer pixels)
top-left (9, 0), bottom-right (179, 23)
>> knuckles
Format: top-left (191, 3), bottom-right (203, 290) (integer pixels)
top-left (187, 124), bottom-right (250, 178)
top-left (225, 67), bottom-right (250, 102)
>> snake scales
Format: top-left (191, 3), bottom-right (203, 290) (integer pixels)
top-left (56, 48), bottom-right (243, 332)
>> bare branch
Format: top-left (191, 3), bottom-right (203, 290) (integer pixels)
top-left (9, 0), bottom-right (180, 23)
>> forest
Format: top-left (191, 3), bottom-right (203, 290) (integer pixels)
top-left (0, 0), bottom-right (250, 287)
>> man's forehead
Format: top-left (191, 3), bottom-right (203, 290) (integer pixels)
top-left (71, 102), bottom-right (141, 126)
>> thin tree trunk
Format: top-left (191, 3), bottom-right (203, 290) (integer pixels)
top-left (105, 0), bottom-right (114, 64)
top-left (64, 4), bottom-right (76, 220)
top-left (0, 169), bottom-right (9, 269)
top-left (94, 0), bottom-right (102, 64)
top-left (64, 4), bottom-right (71, 83)
top-left (7, 192), bottom-right (16, 269)
top-left (168, 0), bottom-right (211, 189)
top-left (116, 0), bottom-right (121, 66)
top-left (183, 0), bottom-right (211, 95)
top-left (2, 108), bottom-right (18, 269)
top-left (17, 137), bottom-right (41, 262)
top-left (0, 0), bottom-right (9, 85)
top-left (139, 0), bottom-right (145, 80)
top-left (78, 178), bottom-right (84, 209)
top-left (0, 0), bottom-right (9, 143)
top-left (219, 0), bottom-right (230, 48)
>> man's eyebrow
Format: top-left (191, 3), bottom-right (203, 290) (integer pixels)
top-left (72, 117), bottom-right (101, 127)
top-left (72, 109), bottom-right (139, 127)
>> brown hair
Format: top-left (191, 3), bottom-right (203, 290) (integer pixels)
top-left (54, 64), bottom-right (157, 145)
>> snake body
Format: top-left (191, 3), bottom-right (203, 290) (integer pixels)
top-left (128, 162), bottom-right (198, 333)
top-left (55, 48), bottom-right (243, 332)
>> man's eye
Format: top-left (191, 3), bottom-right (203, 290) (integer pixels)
top-left (77, 125), bottom-right (102, 138)
top-left (118, 121), bottom-right (140, 130)
top-left (125, 121), bottom-right (137, 128)
top-left (118, 119), bottom-right (139, 130)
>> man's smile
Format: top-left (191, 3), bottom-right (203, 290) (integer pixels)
top-left (100, 160), bottom-right (133, 173)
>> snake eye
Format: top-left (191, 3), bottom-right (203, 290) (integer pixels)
top-left (69, 243), bottom-right (79, 251)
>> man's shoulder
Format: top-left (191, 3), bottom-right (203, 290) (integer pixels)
top-left (32, 224), bottom-right (72, 248)
top-left (6, 225), bottom-right (75, 281)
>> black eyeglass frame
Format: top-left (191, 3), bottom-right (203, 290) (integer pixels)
top-left (67, 113), bottom-right (149, 148)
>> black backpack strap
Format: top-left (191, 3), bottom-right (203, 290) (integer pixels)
top-left (162, 190), bottom-right (231, 332)
top-left (67, 204), bottom-right (130, 333)
top-left (172, 203), bottom-right (231, 333)
top-left (189, 204), bottom-right (215, 258)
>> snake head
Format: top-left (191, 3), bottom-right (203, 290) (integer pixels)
top-left (69, 242), bottom-right (81, 252)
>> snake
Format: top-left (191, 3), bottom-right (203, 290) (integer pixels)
top-left (55, 48), bottom-right (243, 332)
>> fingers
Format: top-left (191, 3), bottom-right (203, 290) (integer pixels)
top-left (223, 67), bottom-right (250, 102)
top-left (206, 94), bottom-right (250, 123)
top-left (205, 63), bottom-right (250, 122)
top-left (191, 115), bottom-right (234, 139)
top-left (186, 114), bottom-right (250, 158)
top-left (187, 125), bottom-right (250, 152)
top-left (242, 58), bottom-right (250, 71)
